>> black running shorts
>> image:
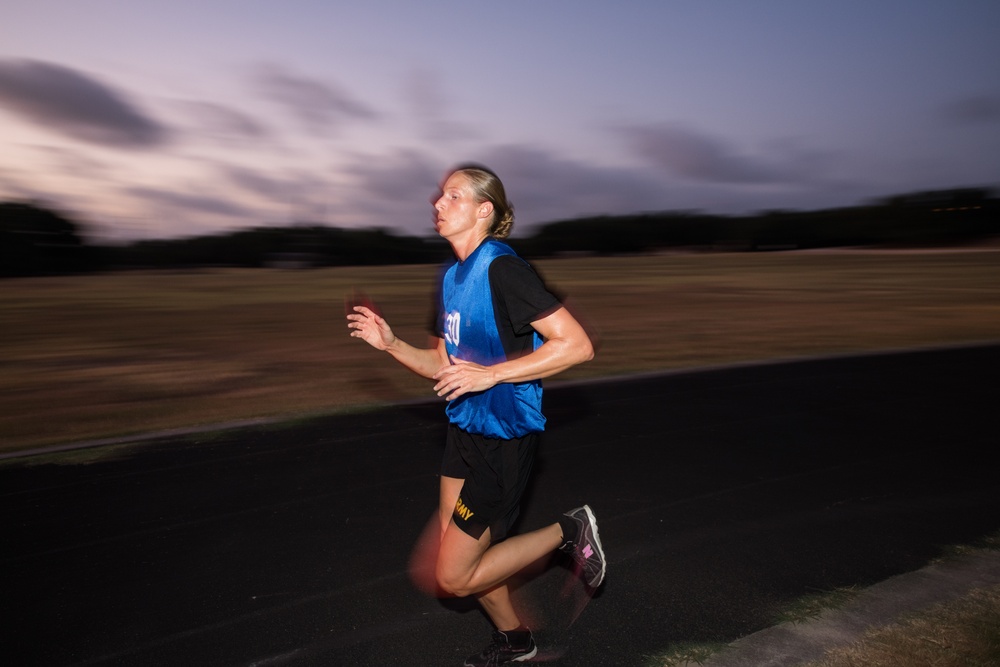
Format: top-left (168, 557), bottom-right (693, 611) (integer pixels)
top-left (440, 423), bottom-right (539, 543)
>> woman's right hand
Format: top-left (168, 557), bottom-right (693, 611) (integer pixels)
top-left (347, 305), bottom-right (396, 351)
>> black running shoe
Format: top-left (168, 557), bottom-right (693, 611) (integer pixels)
top-left (560, 505), bottom-right (607, 588)
top-left (463, 629), bottom-right (537, 666)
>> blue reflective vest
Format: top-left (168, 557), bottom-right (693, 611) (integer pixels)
top-left (440, 240), bottom-right (545, 439)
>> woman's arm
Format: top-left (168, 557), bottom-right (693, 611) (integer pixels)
top-left (347, 305), bottom-right (449, 380)
top-left (431, 305), bottom-right (593, 400)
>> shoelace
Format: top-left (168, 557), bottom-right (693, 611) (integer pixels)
top-left (478, 634), bottom-right (505, 667)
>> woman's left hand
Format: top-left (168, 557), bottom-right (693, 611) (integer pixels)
top-left (432, 355), bottom-right (498, 401)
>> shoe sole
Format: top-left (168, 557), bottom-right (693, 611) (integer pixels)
top-left (513, 646), bottom-right (538, 662)
top-left (463, 645), bottom-right (537, 666)
top-left (580, 504), bottom-right (606, 588)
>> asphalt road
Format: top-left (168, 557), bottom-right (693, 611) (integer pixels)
top-left (2, 344), bottom-right (999, 666)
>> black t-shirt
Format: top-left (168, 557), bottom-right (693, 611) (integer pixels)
top-left (488, 255), bottom-right (562, 360)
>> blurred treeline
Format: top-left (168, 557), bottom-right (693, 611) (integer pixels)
top-left (2, 187), bottom-right (997, 277)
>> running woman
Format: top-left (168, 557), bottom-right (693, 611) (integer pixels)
top-left (347, 164), bottom-right (606, 665)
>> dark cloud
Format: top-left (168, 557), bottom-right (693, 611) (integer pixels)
top-left (479, 146), bottom-right (673, 229)
top-left (175, 100), bottom-right (269, 140)
top-left (336, 150), bottom-right (441, 230)
top-left (0, 58), bottom-right (168, 147)
top-left (211, 158), bottom-right (438, 231)
top-left (333, 148), bottom-right (668, 236)
top-left (127, 185), bottom-right (255, 220)
top-left (220, 164), bottom-right (339, 222)
top-left (449, 144), bottom-right (872, 228)
top-left (618, 123), bottom-right (785, 184)
top-left (940, 94), bottom-right (1000, 125)
top-left (335, 146), bottom-right (676, 236)
top-left (223, 166), bottom-right (298, 200)
top-left (251, 63), bottom-right (378, 134)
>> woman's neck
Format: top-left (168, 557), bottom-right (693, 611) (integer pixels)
top-left (450, 231), bottom-right (489, 262)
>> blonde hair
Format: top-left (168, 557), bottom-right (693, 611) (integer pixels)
top-left (453, 164), bottom-right (515, 239)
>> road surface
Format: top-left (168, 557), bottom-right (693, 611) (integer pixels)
top-left (2, 344), bottom-right (999, 666)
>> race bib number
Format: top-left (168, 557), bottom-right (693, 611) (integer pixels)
top-left (444, 310), bottom-right (461, 346)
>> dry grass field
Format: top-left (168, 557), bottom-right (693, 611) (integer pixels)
top-left (3, 248), bottom-right (1000, 454)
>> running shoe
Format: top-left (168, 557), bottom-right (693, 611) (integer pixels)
top-left (560, 505), bottom-right (607, 588)
top-left (463, 629), bottom-right (537, 666)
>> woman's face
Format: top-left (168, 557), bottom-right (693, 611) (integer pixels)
top-left (433, 172), bottom-right (486, 240)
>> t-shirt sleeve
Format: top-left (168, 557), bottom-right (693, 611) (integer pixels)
top-left (488, 255), bottom-right (562, 336)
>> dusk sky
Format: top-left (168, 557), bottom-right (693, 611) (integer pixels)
top-left (2, 1), bottom-right (998, 242)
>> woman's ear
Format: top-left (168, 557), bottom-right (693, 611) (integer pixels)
top-left (477, 200), bottom-right (494, 221)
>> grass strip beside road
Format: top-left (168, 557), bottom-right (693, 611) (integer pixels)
top-left (648, 536), bottom-right (1000, 667)
top-left (3, 249), bottom-right (1000, 453)
top-left (804, 584), bottom-right (1000, 667)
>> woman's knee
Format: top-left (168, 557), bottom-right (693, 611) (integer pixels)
top-left (435, 523), bottom-right (490, 596)
top-left (435, 562), bottom-right (474, 597)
